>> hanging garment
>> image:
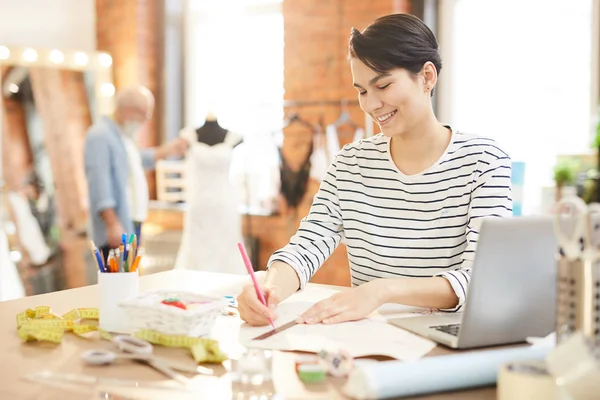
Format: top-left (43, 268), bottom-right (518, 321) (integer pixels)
top-left (325, 124), bottom-right (340, 166)
top-left (325, 124), bottom-right (365, 166)
top-left (174, 127), bottom-right (245, 274)
top-left (279, 145), bottom-right (312, 210)
top-left (309, 130), bottom-right (328, 182)
top-left (0, 227), bottom-right (25, 301)
top-left (7, 191), bottom-right (51, 265)
top-left (353, 127), bottom-right (365, 143)
top-left (230, 132), bottom-right (281, 215)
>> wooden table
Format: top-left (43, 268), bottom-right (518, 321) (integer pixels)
top-left (0, 270), bottom-right (496, 399)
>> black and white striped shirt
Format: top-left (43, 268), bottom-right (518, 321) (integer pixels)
top-left (268, 130), bottom-right (513, 311)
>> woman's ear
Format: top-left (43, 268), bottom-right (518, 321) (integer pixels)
top-left (421, 61), bottom-right (437, 93)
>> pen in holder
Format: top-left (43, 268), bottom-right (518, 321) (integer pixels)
top-left (98, 270), bottom-right (139, 333)
top-left (554, 196), bottom-right (600, 345)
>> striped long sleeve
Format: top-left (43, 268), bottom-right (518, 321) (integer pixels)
top-left (435, 155), bottom-right (513, 311)
top-left (268, 130), bottom-right (513, 308)
top-left (267, 158), bottom-right (345, 288)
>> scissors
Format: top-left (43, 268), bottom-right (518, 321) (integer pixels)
top-left (554, 195), bottom-right (600, 262)
top-left (81, 335), bottom-right (211, 385)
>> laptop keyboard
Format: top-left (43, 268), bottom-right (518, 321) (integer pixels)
top-left (431, 323), bottom-right (461, 336)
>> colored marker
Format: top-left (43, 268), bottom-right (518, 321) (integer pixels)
top-left (237, 241), bottom-right (274, 328)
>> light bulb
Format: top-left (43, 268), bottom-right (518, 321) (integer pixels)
top-left (10, 250), bottom-right (22, 263)
top-left (100, 83), bottom-right (115, 97)
top-left (49, 50), bottom-right (64, 64)
top-left (74, 52), bottom-right (89, 66)
top-left (98, 53), bottom-right (112, 68)
top-left (0, 46), bottom-right (10, 60)
top-left (22, 48), bottom-right (38, 62)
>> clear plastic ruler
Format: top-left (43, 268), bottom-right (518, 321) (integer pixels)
top-left (23, 370), bottom-right (193, 393)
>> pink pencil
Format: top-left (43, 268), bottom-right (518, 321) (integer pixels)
top-left (237, 242), bottom-right (275, 328)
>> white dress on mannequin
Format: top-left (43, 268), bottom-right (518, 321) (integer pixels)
top-left (174, 127), bottom-right (245, 274)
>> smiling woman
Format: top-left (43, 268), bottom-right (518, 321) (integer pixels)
top-left (236, 13), bottom-right (513, 327)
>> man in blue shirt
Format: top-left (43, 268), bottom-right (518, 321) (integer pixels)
top-left (84, 86), bottom-right (187, 260)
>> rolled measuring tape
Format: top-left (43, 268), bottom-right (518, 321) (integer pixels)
top-left (497, 359), bottom-right (556, 400)
top-left (317, 348), bottom-right (353, 377)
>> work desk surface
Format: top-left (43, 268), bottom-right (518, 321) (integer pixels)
top-left (0, 270), bottom-right (497, 399)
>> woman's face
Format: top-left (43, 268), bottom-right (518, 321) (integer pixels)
top-left (351, 58), bottom-right (432, 137)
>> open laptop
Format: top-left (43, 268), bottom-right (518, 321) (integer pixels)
top-left (390, 216), bottom-right (557, 349)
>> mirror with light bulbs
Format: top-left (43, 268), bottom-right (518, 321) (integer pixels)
top-left (0, 45), bottom-right (115, 296)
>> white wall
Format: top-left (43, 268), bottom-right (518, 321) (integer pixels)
top-left (0, 0), bottom-right (96, 51)
top-left (441, 0), bottom-right (595, 215)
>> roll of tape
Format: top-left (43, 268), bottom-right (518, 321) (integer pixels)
top-left (318, 349), bottom-right (353, 377)
top-left (547, 332), bottom-right (600, 400)
top-left (497, 359), bottom-right (556, 400)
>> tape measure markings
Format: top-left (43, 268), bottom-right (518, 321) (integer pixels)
top-left (134, 329), bottom-right (227, 363)
top-left (16, 306), bottom-right (228, 365)
top-left (17, 306), bottom-right (102, 344)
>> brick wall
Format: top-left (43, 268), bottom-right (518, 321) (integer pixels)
top-left (119, 0), bottom-right (414, 287)
top-left (1, 68), bottom-right (33, 191)
top-left (28, 67), bottom-right (93, 288)
top-left (29, 69), bottom-right (91, 237)
top-left (248, 0), bottom-right (412, 286)
top-left (96, 0), bottom-right (163, 199)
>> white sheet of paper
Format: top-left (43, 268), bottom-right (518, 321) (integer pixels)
top-left (239, 299), bottom-right (436, 361)
top-left (206, 279), bottom-right (437, 360)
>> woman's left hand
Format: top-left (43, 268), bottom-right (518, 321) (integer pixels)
top-left (296, 280), bottom-right (385, 324)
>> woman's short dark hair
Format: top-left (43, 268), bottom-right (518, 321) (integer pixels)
top-left (349, 13), bottom-right (442, 80)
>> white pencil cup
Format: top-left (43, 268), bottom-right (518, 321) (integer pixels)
top-left (98, 271), bottom-right (139, 333)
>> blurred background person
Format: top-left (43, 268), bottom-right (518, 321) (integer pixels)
top-left (84, 85), bottom-right (188, 262)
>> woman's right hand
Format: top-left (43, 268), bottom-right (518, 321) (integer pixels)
top-left (237, 283), bottom-right (281, 326)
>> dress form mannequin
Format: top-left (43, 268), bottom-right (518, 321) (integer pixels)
top-left (196, 112), bottom-right (243, 147)
top-left (174, 114), bottom-right (245, 274)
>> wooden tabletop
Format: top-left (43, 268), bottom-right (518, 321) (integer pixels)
top-left (0, 270), bottom-right (496, 399)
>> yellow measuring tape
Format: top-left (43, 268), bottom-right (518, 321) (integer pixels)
top-left (134, 329), bottom-right (228, 363)
top-left (16, 306), bottom-right (106, 343)
top-left (16, 306), bottom-right (227, 363)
